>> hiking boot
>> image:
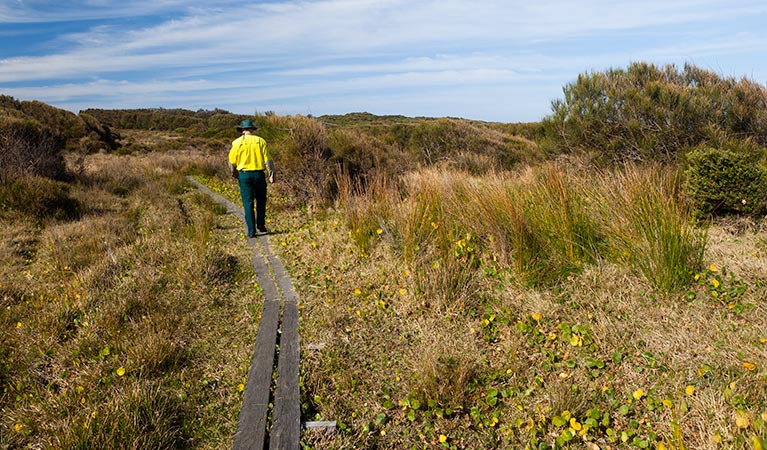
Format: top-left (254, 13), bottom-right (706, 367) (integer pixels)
top-left (256, 226), bottom-right (268, 235)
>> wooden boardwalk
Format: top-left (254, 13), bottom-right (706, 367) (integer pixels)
top-left (187, 177), bottom-right (301, 450)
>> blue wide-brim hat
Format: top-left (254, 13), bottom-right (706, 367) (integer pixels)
top-left (237, 119), bottom-right (259, 131)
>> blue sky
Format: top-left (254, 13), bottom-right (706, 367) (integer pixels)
top-left (2, 0), bottom-right (767, 122)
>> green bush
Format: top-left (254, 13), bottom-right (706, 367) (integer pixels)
top-left (542, 62), bottom-right (767, 164)
top-left (685, 143), bottom-right (767, 219)
top-left (0, 175), bottom-right (81, 221)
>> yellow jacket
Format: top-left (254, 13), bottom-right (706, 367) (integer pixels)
top-left (229, 134), bottom-right (272, 172)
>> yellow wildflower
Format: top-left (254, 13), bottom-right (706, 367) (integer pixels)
top-left (685, 385), bottom-right (695, 396)
top-left (633, 389), bottom-right (645, 400)
top-left (736, 411), bottom-right (750, 429)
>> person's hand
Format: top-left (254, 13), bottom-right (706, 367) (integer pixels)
top-left (269, 174), bottom-right (275, 183)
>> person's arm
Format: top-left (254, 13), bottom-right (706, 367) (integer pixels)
top-left (262, 139), bottom-right (275, 183)
top-left (266, 160), bottom-right (275, 183)
top-left (228, 141), bottom-right (239, 179)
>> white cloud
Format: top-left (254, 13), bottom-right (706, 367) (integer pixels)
top-left (2, 0), bottom-right (767, 121)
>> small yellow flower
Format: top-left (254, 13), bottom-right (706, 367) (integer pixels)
top-left (570, 334), bottom-right (583, 347)
top-left (14, 423), bottom-right (23, 433)
top-left (16, 322), bottom-right (22, 328)
top-left (743, 361), bottom-right (757, 371)
top-left (398, 288), bottom-right (407, 295)
top-left (354, 288), bottom-right (362, 295)
top-left (663, 398), bottom-right (674, 408)
top-left (712, 433), bottom-right (723, 444)
top-left (685, 385), bottom-right (695, 396)
top-left (735, 411), bottom-right (750, 429)
top-left (116, 367), bottom-right (126, 377)
top-left (531, 313), bottom-right (542, 322)
top-left (431, 222), bottom-right (439, 229)
top-left (633, 389), bottom-right (645, 400)
top-left (439, 434), bottom-right (447, 443)
top-left (237, 383), bottom-right (245, 392)
top-left (376, 228), bottom-right (383, 235)
top-left (710, 279), bottom-right (720, 288)
top-left (569, 418), bottom-right (582, 431)
top-left (709, 263), bottom-right (719, 272)
top-left (657, 443), bottom-right (667, 450)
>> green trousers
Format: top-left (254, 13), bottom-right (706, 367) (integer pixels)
top-left (237, 170), bottom-right (267, 235)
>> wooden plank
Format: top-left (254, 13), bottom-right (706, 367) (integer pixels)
top-left (231, 252), bottom-right (282, 450)
top-left (256, 236), bottom-right (301, 450)
top-left (269, 298), bottom-right (300, 450)
top-left (189, 177), bottom-right (305, 450)
top-left (302, 421), bottom-right (337, 431)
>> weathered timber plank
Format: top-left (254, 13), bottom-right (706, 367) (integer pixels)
top-left (231, 252), bottom-right (281, 450)
top-left (256, 236), bottom-right (301, 450)
top-left (269, 298), bottom-right (300, 450)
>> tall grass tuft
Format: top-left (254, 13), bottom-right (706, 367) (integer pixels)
top-left (594, 164), bottom-right (707, 294)
top-left (340, 163), bottom-right (704, 292)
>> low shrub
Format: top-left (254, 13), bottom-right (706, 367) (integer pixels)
top-left (685, 142), bottom-right (767, 220)
top-left (0, 117), bottom-right (67, 180)
top-left (0, 175), bottom-right (81, 221)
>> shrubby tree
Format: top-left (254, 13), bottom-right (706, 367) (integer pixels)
top-left (542, 62), bottom-right (767, 164)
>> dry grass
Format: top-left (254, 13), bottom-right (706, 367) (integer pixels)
top-left (3, 149), bottom-right (765, 449)
top-left (279, 165), bottom-right (766, 449)
top-left (1, 150), bottom-right (262, 449)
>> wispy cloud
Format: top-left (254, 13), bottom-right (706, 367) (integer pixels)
top-left (2, 0), bottom-right (767, 121)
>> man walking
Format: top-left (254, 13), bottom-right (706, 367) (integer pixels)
top-left (229, 119), bottom-right (275, 237)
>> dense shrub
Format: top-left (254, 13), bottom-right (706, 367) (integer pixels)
top-left (685, 142), bottom-right (767, 219)
top-left (0, 117), bottom-right (67, 180)
top-left (405, 118), bottom-right (535, 170)
top-left (1, 96), bottom-right (118, 155)
top-left (0, 175), bottom-right (81, 221)
top-left (268, 115), bottom-right (334, 205)
top-left (19, 100), bottom-right (85, 142)
top-left (542, 62), bottom-right (767, 164)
